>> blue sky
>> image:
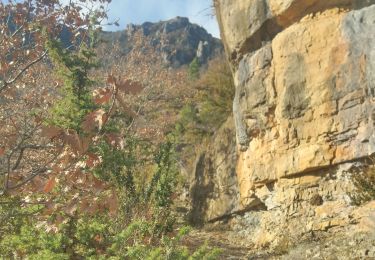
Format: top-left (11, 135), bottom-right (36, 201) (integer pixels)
top-left (5, 0), bottom-right (220, 37)
top-left (104, 0), bottom-right (220, 38)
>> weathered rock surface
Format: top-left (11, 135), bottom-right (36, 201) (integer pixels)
top-left (212, 0), bottom-right (375, 254)
top-left (234, 5), bottom-right (375, 206)
top-left (100, 17), bottom-right (223, 67)
top-left (188, 117), bottom-right (240, 224)
top-left (216, 0), bottom-right (375, 64)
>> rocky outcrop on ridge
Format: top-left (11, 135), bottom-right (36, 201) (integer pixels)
top-left (101, 17), bottom-right (223, 67)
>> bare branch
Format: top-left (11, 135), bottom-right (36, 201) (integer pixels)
top-left (12, 144), bottom-right (55, 171)
top-left (6, 146), bottom-right (63, 191)
top-left (0, 51), bottom-right (47, 93)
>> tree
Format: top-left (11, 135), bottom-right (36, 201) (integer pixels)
top-left (0, 0), bottom-right (112, 194)
top-left (173, 55), bottom-right (235, 144)
top-left (95, 28), bottom-right (192, 144)
top-left (0, 2), bottom-right (222, 257)
top-left (188, 57), bottom-right (200, 80)
top-left (195, 55), bottom-right (235, 130)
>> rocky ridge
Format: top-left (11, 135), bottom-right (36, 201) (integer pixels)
top-left (100, 16), bottom-right (223, 68)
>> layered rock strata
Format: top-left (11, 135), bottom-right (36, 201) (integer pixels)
top-left (213, 0), bottom-right (375, 251)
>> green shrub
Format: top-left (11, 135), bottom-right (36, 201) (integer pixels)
top-left (0, 194), bottom-right (219, 259)
top-left (188, 58), bottom-right (200, 80)
top-left (0, 116), bottom-right (221, 257)
top-left (46, 39), bottom-right (99, 132)
top-left (197, 57), bottom-right (234, 130)
top-left (172, 56), bottom-right (234, 145)
top-left (0, 15), bottom-right (221, 260)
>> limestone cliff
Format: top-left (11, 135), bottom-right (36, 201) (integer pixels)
top-left (210, 0), bottom-right (375, 256)
top-left (188, 117), bottom-right (239, 224)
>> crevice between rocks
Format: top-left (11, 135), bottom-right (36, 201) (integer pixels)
top-left (280, 153), bottom-right (375, 180)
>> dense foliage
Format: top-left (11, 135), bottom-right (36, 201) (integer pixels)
top-left (46, 39), bottom-right (99, 131)
top-left (0, 0), bottom-right (222, 258)
top-left (173, 56), bottom-right (235, 145)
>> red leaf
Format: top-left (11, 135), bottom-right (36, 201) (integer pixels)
top-left (82, 113), bottom-right (96, 132)
top-left (0, 147), bottom-right (5, 156)
top-left (79, 137), bottom-right (91, 156)
top-left (82, 109), bottom-right (107, 132)
top-left (63, 131), bottom-right (90, 155)
top-left (79, 198), bottom-right (91, 212)
top-left (42, 126), bottom-right (63, 139)
top-left (105, 133), bottom-right (123, 148)
top-left (91, 177), bottom-right (106, 194)
top-left (107, 75), bottom-right (117, 85)
top-left (93, 87), bottom-right (112, 105)
top-left (117, 79), bottom-right (143, 95)
top-left (44, 178), bottom-right (56, 193)
top-left (86, 152), bottom-right (100, 168)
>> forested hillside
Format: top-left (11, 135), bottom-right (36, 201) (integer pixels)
top-left (0, 0), bottom-right (229, 258)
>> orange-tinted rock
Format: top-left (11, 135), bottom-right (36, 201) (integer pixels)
top-left (221, 4), bottom-right (375, 208)
top-left (214, 0), bottom-right (375, 252)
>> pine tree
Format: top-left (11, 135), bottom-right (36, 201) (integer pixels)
top-left (188, 57), bottom-right (200, 80)
top-left (46, 39), bottom-right (98, 132)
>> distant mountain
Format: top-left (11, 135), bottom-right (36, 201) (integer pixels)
top-left (100, 17), bottom-right (223, 67)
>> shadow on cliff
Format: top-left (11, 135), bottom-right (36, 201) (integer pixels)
top-left (188, 153), bottom-right (215, 226)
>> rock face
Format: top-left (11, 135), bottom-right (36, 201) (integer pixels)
top-left (188, 117), bottom-right (240, 224)
top-left (101, 17), bottom-right (223, 67)
top-left (214, 0), bottom-right (375, 252)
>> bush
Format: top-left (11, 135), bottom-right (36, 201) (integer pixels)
top-left (197, 57), bottom-right (234, 130)
top-left (0, 140), bottom-right (220, 259)
top-left (0, 8), bottom-right (221, 258)
top-left (46, 39), bottom-right (98, 132)
top-left (188, 58), bottom-right (200, 80)
top-left (1, 44), bottom-right (219, 256)
top-left (172, 56), bottom-right (234, 144)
